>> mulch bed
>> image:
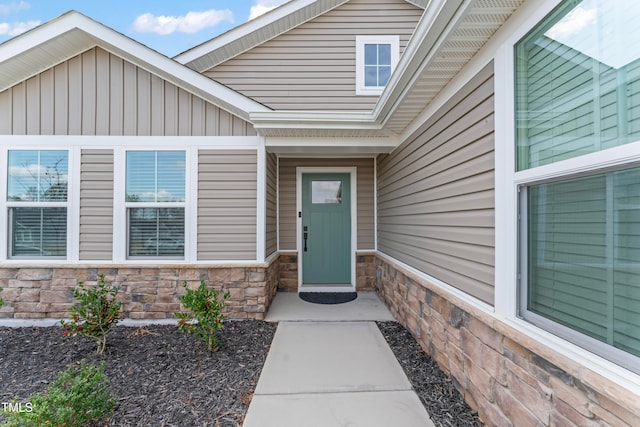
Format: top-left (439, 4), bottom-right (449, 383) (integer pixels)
top-left (377, 321), bottom-right (484, 427)
top-left (0, 321), bottom-right (277, 426)
top-left (1, 320), bottom-right (482, 426)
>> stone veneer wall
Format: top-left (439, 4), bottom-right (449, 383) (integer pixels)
top-left (0, 259), bottom-right (279, 320)
top-left (278, 253), bottom-right (298, 292)
top-left (277, 253), bottom-right (376, 292)
top-left (374, 255), bottom-right (640, 427)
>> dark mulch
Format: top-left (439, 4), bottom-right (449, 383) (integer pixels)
top-left (1, 320), bottom-right (482, 427)
top-left (0, 321), bottom-right (277, 427)
top-left (377, 321), bottom-right (484, 427)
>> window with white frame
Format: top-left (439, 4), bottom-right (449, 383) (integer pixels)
top-left (6, 150), bottom-right (68, 258)
top-left (356, 36), bottom-right (399, 95)
top-left (125, 151), bottom-right (185, 258)
top-left (515, 0), bottom-right (640, 373)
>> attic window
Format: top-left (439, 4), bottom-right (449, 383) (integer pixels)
top-left (356, 36), bottom-right (399, 95)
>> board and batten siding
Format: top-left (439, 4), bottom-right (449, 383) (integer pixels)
top-left (0, 47), bottom-right (255, 137)
top-left (79, 149), bottom-right (114, 260)
top-left (377, 62), bottom-right (495, 304)
top-left (265, 153), bottom-right (278, 257)
top-left (204, 0), bottom-right (422, 111)
top-left (198, 150), bottom-right (258, 261)
top-left (279, 158), bottom-right (375, 251)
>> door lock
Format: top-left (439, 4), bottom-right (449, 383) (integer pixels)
top-left (303, 226), bottom-right (308, 252)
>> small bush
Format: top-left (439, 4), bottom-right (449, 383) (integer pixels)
top-left (0, 286), bottom-right (4, 308)
top-left (1, 360), bottom-right (114, 427)
top-left (175, 281), bottom-right (230, 351)
top-left (61, 274), bottom-right (122, 354)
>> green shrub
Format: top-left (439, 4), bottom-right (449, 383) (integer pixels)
top-left (175, 281), bottom-right (230, 351)
top-left (1, 360), bottom-right (114, 427)
top-left (61, 274), bottom-right (122, 354)
top-left (0, 286), bottom-right (4, 308)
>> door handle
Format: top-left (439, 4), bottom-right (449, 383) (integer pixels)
top-left (303, 226), bottom-right (308, 252)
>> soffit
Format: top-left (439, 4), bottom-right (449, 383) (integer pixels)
top-left (381, 0), bottom-right (524, 134)
top-left (0, 28), bottom-right (95, 91)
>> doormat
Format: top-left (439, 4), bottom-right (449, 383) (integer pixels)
top-left (299, 292), bottom-right (358, 305)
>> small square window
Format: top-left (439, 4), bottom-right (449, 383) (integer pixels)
top-left (356, 36), bottom-right (399, 95)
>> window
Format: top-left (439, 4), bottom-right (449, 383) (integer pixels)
top-left (515, 0), bottom-right (640, 373)
top-left (356, 36), bottom-right (399, 95)
top-left (6, 150), bottom-right (68, 258)
top-left (125, 151), bottom-right (185, 258)
top-left (312, 181), bottom-right (342, 204)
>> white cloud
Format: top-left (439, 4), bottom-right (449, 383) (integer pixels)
top-left (248, 0), bottom-right (289, 20)
top-left (545, 5), bottom-right (597, 40)
top-left (132, 9), bottom-right (233, 35)
top-left (0, 1), bottom-right (30, 15)
top-left (0, 19), bottom-right (39, 36)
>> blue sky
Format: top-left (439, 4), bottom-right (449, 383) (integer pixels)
top-left (0, 0), bottom-right (289, 57)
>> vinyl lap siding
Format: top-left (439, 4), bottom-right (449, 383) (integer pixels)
top-left (198, 150), bottom-right (257, 260)
top-left (0, 47), bottom-right (255, 136)
top-left (205, 0), bottom-right (422, 111)
top-left (377, 63), bottom-right (495, 304)
top-left (279, 158), bottom-right (375, 251)
top-left (79, 149), bottom-right (114, 260)
top-left (266, 153), bottom-right (278, 257)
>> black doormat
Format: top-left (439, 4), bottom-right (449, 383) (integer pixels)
top-left (299, 292), bottom-right (358, 305)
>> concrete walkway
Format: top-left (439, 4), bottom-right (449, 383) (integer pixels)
top-left (243, 292), bottom-right (435, 427)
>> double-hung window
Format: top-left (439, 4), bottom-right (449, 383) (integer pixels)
top-left (515, 0), bottom-right (640, 373)
top-left (125, 151), bottom-right (185, 259)
top-left (356, 36), bottom-right (399, 95)
top-left (7, 150), bottom-right (68, 258)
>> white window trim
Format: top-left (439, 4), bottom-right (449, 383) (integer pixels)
top-left (355, 35), bottom-right (399, 96)
top-left (494, 0), bottom-right (640, 390)
top-left (115, 148), bottom-right (191, 263)
top-left (0, 135), bottom-right (261, 266)
top-left (1, 146), bottom-right (77, 262)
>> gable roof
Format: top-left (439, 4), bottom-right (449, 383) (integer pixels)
top-left (0, 11), bottom-right (270, 122)
top-left (249, 0), bottom-right (524, 138)
top-left (175, 0), bottom-right (428, 71)
top-left (0, 0), bottom-right (525, 141)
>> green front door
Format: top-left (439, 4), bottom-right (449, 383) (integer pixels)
top-left (301, 173), bottom-right (351, 285)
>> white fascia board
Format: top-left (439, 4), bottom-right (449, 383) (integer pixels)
top-left (0, 11), bottom-right (79, 62)
top-left (266, 136), bottom-right (399, 148)
top-left (251, 111), bottom-right (379, 130)
top-left (0, 11), bottom-right (269, 120)
top-left (174, 0), bottom-right (347, 66)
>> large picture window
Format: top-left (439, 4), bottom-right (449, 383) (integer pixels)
top-left (125, 151), bottom-right (185, 258)
top-left (515, 0), bottom-right (640, 170)
top-left (7, 150), bottom-right (68, 258)
top-left (515, 0), bottom-right (640, 373)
